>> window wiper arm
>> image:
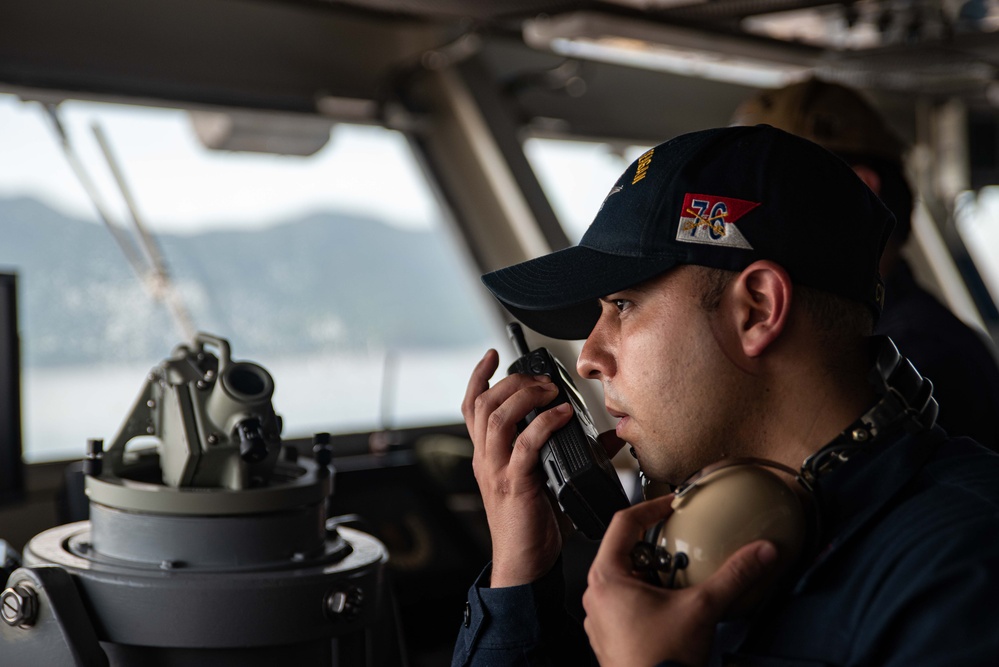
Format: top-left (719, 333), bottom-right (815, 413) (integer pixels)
top-left (41, 102), bottom-right (196, 341)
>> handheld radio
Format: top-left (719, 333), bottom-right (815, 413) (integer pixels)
top-left (506, 322), bottom-right (630, 539)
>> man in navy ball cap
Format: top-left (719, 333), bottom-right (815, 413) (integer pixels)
top-left (483, 124), bottom-right (891, 340)
top-left (453, 125), bottom-right (999, 667)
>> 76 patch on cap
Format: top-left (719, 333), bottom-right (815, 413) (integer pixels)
top-left (676, 193), bottom-right (760, 249)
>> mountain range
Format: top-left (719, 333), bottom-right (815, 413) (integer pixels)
top-left (0, 197), bottom-right (495, 367)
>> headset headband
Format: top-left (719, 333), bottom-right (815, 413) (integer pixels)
top-left (801, 336), bottom-right (938, 485)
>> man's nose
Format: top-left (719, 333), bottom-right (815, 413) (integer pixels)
top-left (577, 321), bottom-right (613, 380)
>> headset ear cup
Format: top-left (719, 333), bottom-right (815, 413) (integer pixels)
top-left (652, 463), bottom-right (810, 616)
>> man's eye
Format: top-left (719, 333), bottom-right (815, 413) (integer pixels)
top-left (613, 299), bottom-right (630, 312)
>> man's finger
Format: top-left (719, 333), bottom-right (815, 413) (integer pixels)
top-left (466, 373), bottom-right (556, 459)
top-left (461, 349), bottom-right (498, 425)
top-left (696, 540), bottom-right (778, 616)
top-left (478, 382), bottom-right (557, 462)
top-left (593, 495), bottom-right (674, 569)
top-left (507, 402), bottom-right (574, 475)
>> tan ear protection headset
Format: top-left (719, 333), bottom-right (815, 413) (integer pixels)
top-left (630, 337), bottom-right (938, 609)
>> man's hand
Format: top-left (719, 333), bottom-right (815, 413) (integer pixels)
top-left (462, 349), bottom-right (575, 588)
top-left (582, 496), bottom-right (779, 667)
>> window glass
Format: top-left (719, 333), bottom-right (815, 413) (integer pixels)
top-left (955, 188), bottom-right (999, 308)
top-left (0, 95), bottom-right (503, 462)
top-left (523, 138), bottom-right (651, 243)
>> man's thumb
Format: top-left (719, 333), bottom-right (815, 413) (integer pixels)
top-left (701, 540), bottom-right (779, 615)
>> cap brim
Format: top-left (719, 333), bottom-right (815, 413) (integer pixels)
top-left (481, 245), bottom-right (682, 339)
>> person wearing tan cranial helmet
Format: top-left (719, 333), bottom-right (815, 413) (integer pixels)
top-left (733, 77), bottom-right (999, 453)
top-left (732, 79), bottom-right (910, 276)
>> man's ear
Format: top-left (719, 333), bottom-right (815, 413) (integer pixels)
top-left (729, 261), bottom-right (792, 358)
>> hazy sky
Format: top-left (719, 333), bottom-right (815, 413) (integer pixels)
top-left (0, 94), bottom-right (638, 238)
top-left (0, 95), bottom-right (442, 233)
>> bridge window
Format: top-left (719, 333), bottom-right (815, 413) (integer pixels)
top-left (0, 94), bottom-right (502, 462)
top-left (524, 137), bottom-right (650, 243)
top-left (956, 189), bottom-right (999, 317)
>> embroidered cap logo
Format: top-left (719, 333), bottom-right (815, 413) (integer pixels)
top-left (676, 193), bottom-right (760, 250)
top-left (632, 148), bottom-right (654, 185)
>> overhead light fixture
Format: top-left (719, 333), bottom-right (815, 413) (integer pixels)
top-left (190, 109), bottom-right (334, 156)
top-left (523, 11), bottom-right (818, 89)
top-left (741, 5), bottom-right (882, 51)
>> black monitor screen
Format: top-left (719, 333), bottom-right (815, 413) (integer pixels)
top-left (0, 273), bottom-right (23, 505)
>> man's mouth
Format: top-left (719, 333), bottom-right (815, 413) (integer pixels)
top-left (605, 405), bottom-right (627, 420)
top-left (606, 406), bottom-right (631, 439)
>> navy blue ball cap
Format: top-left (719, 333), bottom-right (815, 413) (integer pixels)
top-left (482, 124), bottom-right (895, 340)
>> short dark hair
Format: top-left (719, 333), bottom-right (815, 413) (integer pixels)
top-left (796, 284), bottom-right (875, 340)
top-left (694, 266), bottom-right (874, 343)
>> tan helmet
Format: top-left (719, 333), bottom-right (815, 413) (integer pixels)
top-left (731, 78), bottom-right (906, 163)
top-left (646, 459), bottom-right (808, 615)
